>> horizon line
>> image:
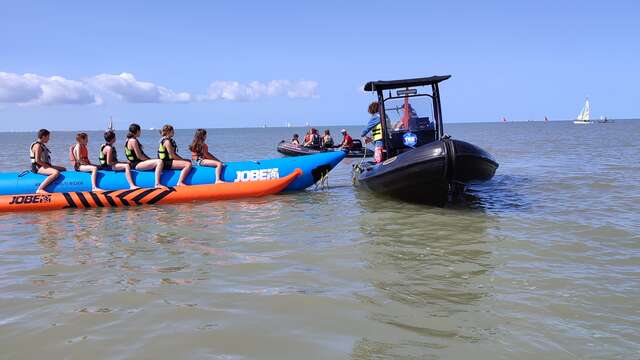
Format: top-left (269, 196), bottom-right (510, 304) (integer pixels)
top-left (0, 118), bottom-right (638, 133)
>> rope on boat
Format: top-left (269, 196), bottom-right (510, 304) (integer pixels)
top-left (313, 170), bottom-right (330, 191)
top-left (351, 137), bottom-right (370, 186)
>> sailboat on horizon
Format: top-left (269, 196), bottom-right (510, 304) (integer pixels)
top-left (574, 98), bottom-right (592, 125)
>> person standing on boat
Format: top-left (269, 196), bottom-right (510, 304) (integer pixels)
top-left (361, 101), bottom-right (384, 163)
top-left (339, 129), bottom-right (353, 149)
top-left (30, 129), bottom-right (67, 194)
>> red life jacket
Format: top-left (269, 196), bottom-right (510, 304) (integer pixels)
top-left (69, 144), bottom-right (89, 169)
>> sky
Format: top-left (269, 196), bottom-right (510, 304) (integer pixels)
top-left (0, 0), bottom-right (638, 131)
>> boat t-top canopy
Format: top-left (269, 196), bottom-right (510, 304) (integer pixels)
top-left (363, 75), bottom-right (451, 92)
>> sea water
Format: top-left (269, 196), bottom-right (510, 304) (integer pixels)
top-left (0, 121), bottom-right (638, 358)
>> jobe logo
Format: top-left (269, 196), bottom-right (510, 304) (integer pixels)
top-left (234, 168), bottom-right (280, 182)
top-left (9, 194), bottom-right (52, 205)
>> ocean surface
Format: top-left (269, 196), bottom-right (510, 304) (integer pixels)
top-left (0, 121), bottom-right (638, 359)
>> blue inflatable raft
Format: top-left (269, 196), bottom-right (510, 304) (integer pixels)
top-left (0, 152), bottom-right (345, 195)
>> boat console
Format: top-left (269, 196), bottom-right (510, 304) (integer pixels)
top-left (388, 128), bottom-right (436, 151)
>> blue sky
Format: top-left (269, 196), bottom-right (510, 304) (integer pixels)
top-left (0, 0), bottom-right (638, 130)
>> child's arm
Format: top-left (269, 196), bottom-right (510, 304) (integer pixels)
top-left (34, 144), bottom-right (49, 167)
top-left (132, 140), bottom-right (148, 160)
top-left (166, 140), bottom-right (185, 161)
top-left (106, 146), bottom-right (114, 164)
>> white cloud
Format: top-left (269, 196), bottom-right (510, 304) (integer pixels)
top-left (0, 72), bottom-right (99, 105)
top-left (202, 80), bottom-right (318, 101)
top-left (0, 71), bottom-right (319, 105)
top-left (36, 75), bottom-right (100, 105)
top-left (0, 72), bottom-right (42, 103)
top-left (91, 73), bottom-right (191, 103)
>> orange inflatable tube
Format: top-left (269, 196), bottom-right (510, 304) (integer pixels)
top-left (0, 169), bottom-right (302, 213)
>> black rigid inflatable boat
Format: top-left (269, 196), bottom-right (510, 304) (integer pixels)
top-left (277, 139), bottom-right (373, 158)
top-left (353, 75), bottom-right (498, 204)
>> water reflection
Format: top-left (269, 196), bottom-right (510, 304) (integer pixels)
top-left (463, 174), bottom-right (532, 213)
top-left (353, 193), bottom-right (497, 356)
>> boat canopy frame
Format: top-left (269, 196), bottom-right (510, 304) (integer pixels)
top-left (365, 75), bottom-right (451, 152)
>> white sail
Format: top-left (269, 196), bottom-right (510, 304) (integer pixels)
top-left (574, 98), bottom-right (591, 124)
top-left (576, 99), bottom-right (590, 121)
top-left (583, 99), bottom-right (590, 121)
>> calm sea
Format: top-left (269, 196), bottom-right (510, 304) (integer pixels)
top-left (0, 121), bottom-right (638, 359)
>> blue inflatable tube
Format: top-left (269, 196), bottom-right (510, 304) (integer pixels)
top-left (0, 152), bottom-right (345, 195)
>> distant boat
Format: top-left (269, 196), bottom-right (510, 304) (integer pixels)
top-left (544, 116), bottom-right (549, 122)
top-left (598, 115), bottom-right (614, 123)
top-left (107, 116), bottom-right (114, 131)
top-left (502, 117), bottom-right (507, 122)
top-left (287, 122), bottom-right (291, 128)
top-left (574, 98), bottom-right (592, 125)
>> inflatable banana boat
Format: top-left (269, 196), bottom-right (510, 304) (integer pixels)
top-left (0, 169), bottom-right (302, 213)
top-left (0, 152), bottom-right (345, 195)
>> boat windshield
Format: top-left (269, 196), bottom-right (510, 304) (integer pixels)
top-left (383, 90), bottom-right (435, 135)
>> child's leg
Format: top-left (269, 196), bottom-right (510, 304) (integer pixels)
top-left (36, 167), bottom-right (60, 193)
top-left (135, 159), bottom-right (164, 188)
top-left (78, 165), bottom-right (103, 191)
top-left (200, 159), bottom-right (225, 183)
top-left (115, 163), bottom-right (139, 189)
top-left (171, 160), bottom-right (192, 186)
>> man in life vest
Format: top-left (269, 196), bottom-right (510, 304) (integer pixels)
top-left (361, 101), bottom-right (384, 163)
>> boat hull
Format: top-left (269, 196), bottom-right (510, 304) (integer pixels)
top-left (0, 169), bottom-right (301, 213)
top-left (277, 142), bottom-right (373, 158)
top-left (0, 152), bottom-right (345, 195)
top-left (355, 139), bottom-right (498, 204)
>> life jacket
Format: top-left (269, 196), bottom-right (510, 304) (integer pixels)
top-left (158, 137), bottom-right (178, 160)
top-left (311, 134), bottom-right (321, 146)
top-left (30, 141), bottom-right (51, 165)
top-left (99, 144), bottom-right (117, 166)
top-left (323, 135), bottom-right (334, 147)
top-left (371, 123), bottom-right (384, 141)
top-left (125, 138), bottom-right (144, 162)
top-left (69, 144), bottom-right (89, 168)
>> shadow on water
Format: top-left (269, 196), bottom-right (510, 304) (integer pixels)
top-left (350, 190), bottom-right (498, 358)
top-left (455, 174), bottom-right (533, 214)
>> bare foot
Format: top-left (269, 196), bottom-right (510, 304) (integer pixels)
top-left (216, 180), bottom-right (226, 184)
top-left (35, 189), bottom-right (50, 194)
top-left (177, 182), bottom-right (187, 187)
top-left (129, 185), bottom-right (141, 190)
top-left (155, 184), bottom-right (169, 190)
top-left (92, 187), bottom-right (104, 192)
